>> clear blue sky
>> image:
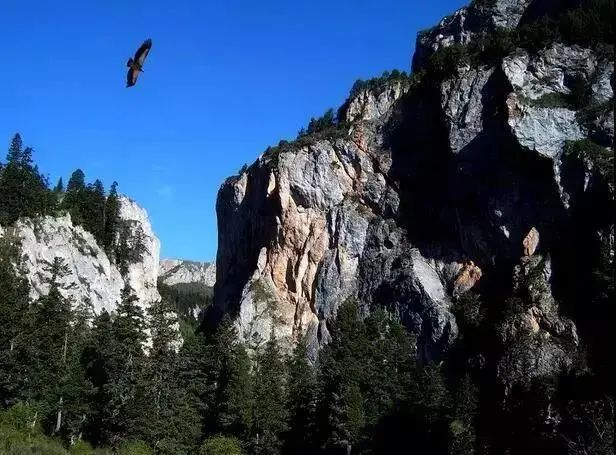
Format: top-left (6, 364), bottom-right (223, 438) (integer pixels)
top-left (0, 0), bottom-right (466, 261)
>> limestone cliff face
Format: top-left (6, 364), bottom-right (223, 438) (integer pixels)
top-left (159, 259), bottom-right (216, 288)
top-left (214, 0), bottom-right (614, 365)
top-left (0, 196), bottom-right (161, 314)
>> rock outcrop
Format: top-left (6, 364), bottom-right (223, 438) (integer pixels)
top-left (159, 259), bottom-right (216, 287)
top-left (213, 0), bottom-right (614, 367)
top-left (0, 196), bottom-right (161, 314)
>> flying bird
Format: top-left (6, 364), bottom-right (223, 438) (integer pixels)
top-left (126, 39), bottom-right (152, 88)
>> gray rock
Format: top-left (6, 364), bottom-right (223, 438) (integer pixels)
top-left (413, 0), bottom-right (532, 71)
top-left (1, 197), bottom-right (161, 316)
top-left (159, 259), bottom-right (216, 287)
top-left (441, 66), bottom-right (495, 154)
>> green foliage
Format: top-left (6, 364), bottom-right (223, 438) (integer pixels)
top-left (284, 337), bottom-right (317, 454)
top-left (0, 401), bottom-right (39, 431)
top-left (263, 107), bottom-right (348, 170)
top-left (157, 281), bottom-right (213, 326)
top-left (0, 403), bottom-right (67, 455)
top-left (68, 440), bottom-right (94, 455)
top-left (0, 235), bottom-right (32, 407)
top-left (426, 44), bottom-right (470, 81)
top-left (564, 139), bottom-right (614, 183)
top-left (26, 257), bottom-right (93, 438)
top-left (213, 320), bottom-right (253, 439)
top-left (0, 133), bottom-right (54, 225)
top-left (199, 435), bottom-right (243, 455)
top-left (251, 335), bottom-right (288, 454)
top-left (116, 440), bottom-right (152, 455)
top-left (452, 292), bottom-right (485, 331)
top-left (448, 375), bottom-right (479, 455)
top-left (115, 224), bottom-right (148, 276)
top-left (302, 108), bottom-right (336, 137)
top-left (420, 0), bottom-right (615, 86)
top-left (102, 182), bottom-right (120, 256)
top-left (347, 69), bottom-right (413, 100)
top-left (563, 397), bottom-right (614, 455)
top-left (140, 299), bottom-right (183, 450)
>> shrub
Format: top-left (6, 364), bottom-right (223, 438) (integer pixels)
top-left (0, 402), bottom-right (39, 431)
top-left (453, 292), bottom-right (485, 330)
top-left (199, 435), bottom-right (243, 455)
top-left (347, 69), bottom-right (412, 100)
top-left (68, 440), bottom-right (94, 455)
top-left (426, 44), bottom-right (470, 81)
top-left (0, 403), bottom-right (67, 455)
top-left (117, 440), bottom-right (152, 455)
top-left (564, 139), bottom-right (614, 182)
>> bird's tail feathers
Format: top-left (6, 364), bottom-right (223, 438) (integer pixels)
top-left (127, 58), bottom-right (133, 67)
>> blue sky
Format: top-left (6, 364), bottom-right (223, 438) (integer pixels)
top-left (0, 0), bottom-right (466, 261)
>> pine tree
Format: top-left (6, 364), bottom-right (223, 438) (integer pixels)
top-left (103, 181), bottom-right (120, 256)
top-left (0, 235), bottom-right (32, 407)
top-left (0, 133), bottom-right (52, 224)
top-left (448, 374), bottom-right (479, 455)
top-left (81, 180), bottom-right (106, 244)
top-left (316, 300), bottom-right (369, 453)
top-left (141, 298), bottom-right (183, 451)
top-left (214, 318), bottom-right (253, 439)
top-left (27, 257), bottom-right (92, 439)
top-left (6, 133), bottom-right (23, 163)
top-left (63, 169), bottom-right (86, 225)
top-left (91, 286), bottom-right (148, 446)
top-left (82, 310), bottom-right (115, 446)
top-left (363, 310), bottom-right (415, 431)
top-left (164, 330), bottom-right (210, 453)
top-left (284, 337), bottom-right (317, 454)
top-left (53, 177), bottom-right (64, 194)
top-left (252, 334), bottom-right (288, 455)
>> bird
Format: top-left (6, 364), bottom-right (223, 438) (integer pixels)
top-left (126, 39), bottom-right (152, 88)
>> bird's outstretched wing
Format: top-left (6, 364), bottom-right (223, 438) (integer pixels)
top-left (134, 38), bottom-right (152, 67)
top-left (126, 67), bottom-right (139, 87)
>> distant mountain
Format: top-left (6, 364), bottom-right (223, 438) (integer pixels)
top-left (159, 258), bottom-right (216, 287)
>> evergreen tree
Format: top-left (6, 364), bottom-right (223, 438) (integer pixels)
top-left (28, 257), bottom-right (91, 439)
top-left (84, 286), bottom-right (149, 447)
top-left (141, 298), bottom-right (184, 452)
top-left (63, 169), bottom-right (86, 225)
top-left (404, 362), bottom-right (451, 453)
top-left (214, 319), bottom-right (253, 439)
top-left (251, 334), bottom-right (288, 454)
top-left (363, 310), bottom-right (415, 432)
top-left (66, 169), bottom-right (86, 194)
top-left (448, 374), bottom-right (479, 455)
top-left (0, 235), bottom-right (32, 408)
top-left (82, 310), bottom-right (114, 446)
top-left (0, 133), bottom-right (52, 225)
top-left (6, 133), bottom-right (24, 163)
top-left (167, 330), bottom-right (211, 452)
top-left (81, 179), bottom-right (106, 244)
top-left (284, 337), bottom-right (317, 455)
top-left (103, 181), bottom-right (120, 256)
top-left (53, 177), bottom-right (64, 194)
top-left (115, 223), bottom-right (148, 276)
top-left (316, 300), bottom-right (369, 453)
top-left (105, 286), bottom-right (148, 445)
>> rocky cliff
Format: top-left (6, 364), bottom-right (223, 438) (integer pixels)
top-left (159, 259), bottom-right (216, 287)
top-left (214, 0), bottom-right (613, 374)
top-left (0, 196), bottom-right (161, 314)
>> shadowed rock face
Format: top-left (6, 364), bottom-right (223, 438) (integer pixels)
top-left (214, 0), bottom-right (613, 364)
